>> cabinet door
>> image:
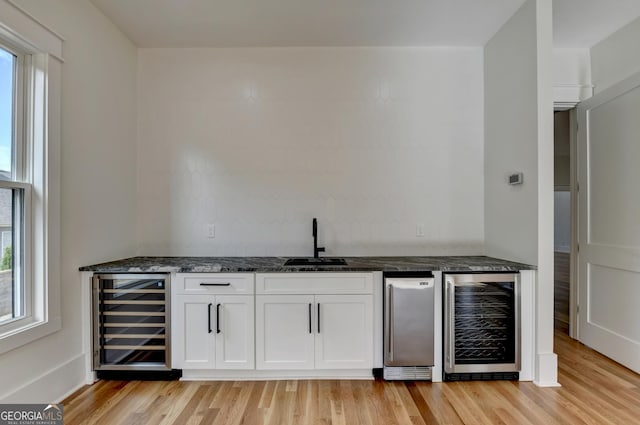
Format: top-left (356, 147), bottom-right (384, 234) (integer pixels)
top-left (172, 295), bottom-right (216, 369)
top-left (315, 295), bottom-right (373, 369)
top-left (215, 295), bottom-right (255, 369)
top-left (256, 295), bottom-right (315, 370)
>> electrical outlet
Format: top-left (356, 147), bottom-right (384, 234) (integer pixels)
top-left (207, 223), bottom-right (215, 238)
top-left (416, 223), bottom-right (425, 237)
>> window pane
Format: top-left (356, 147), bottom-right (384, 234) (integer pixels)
top-left (0, 187), bottom-right (21, 324)
top-left (0, 47), bottom-right (14, 179)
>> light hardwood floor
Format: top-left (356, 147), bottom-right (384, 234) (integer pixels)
top-left (64, 340), bottom-right (640, 424)
top-left (554, 251), bottom-right (570, 334)
top-left (64, 259), bottom-right (640, 424)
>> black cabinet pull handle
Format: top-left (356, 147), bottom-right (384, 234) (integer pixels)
top-left (308, 303), bottom-right (312, 334)
top-left (216, 303), bottom-right (221, 334)
top-left (207, 303), bottom-right (213, 334)
top-left (317, 303), bottom-right (321, 333)
top-left (200, 283), bottom-right (231, 287)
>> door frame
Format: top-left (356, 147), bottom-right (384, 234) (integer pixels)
top-left (553, 102), bottom-right (579, 339)
top-left (568, 108), bottom-right (578, 339)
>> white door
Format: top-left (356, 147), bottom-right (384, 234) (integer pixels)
top-left (256, 295), bottom-right (315, 370)
top-left (172, 294), bottom-right (216, 369)
top-left (315, 295), bottom-right (373, 369)
top-left (577, 73), bottom-right (640, 373)
top-left (215, 295), bottom-right (255, 369)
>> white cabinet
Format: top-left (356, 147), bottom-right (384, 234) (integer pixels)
top-left (172, 272), bottom-right (374, 376)
top-left (256, 273), bottom-right (373, 294)
top-left (173, 295), bottom-right (216, 369)
top-left (255, 273), bottom-right (374, 371)
top-left (256, 295), bottom-right (315, 370)
top-left (172, 274), bottom-right (254, 370)
top-left (315, 295), bottom-right (373, 369)
top-left (215, 295), bottom-right (254, 369)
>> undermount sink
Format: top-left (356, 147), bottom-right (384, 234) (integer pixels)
top-left (284, 257), bottom-right (348, 266)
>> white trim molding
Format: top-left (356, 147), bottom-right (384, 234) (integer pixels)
top-left (553, 83), bottom-right (594, 110)
top-left (0, 0), bottom-right (62, 355)
top-left (534, 352), bottom-right (560, 387)
top-left (0, 0), bottom-right (64, 61)
top-left (181, 369), bottom-right (374, 381)
top-left (0, 354), bottom-right (86, 403)
top-left (519, 270), bottom-right (535, 381)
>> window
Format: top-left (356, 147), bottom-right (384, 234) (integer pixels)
top-left (0, 4), bottom-right (62, 353)
top-left (0, 45), bottom-right (31, 330)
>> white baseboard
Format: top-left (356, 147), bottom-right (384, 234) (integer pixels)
top-left (0, 354), bottom-right (87, 403)
top-left (181, 368), bottom-right (374, 381)
top-left (534, 352), bottom-right (561, 387)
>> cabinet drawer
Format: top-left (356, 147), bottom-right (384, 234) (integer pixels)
top-left (175, 273), bottom-right (254, 295)
top-left (256, 273), bottom-right (373, 295)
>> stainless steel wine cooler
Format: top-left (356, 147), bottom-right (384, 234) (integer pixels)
top-left (92, 274), bottom-right (171, 372)
top-left (443, 273), bottom-right (520, 381)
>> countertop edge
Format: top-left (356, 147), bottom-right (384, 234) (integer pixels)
top-left (79, 256), bottom-right (536, 273)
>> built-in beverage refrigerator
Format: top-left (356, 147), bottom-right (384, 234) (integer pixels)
top-left (443, 273), bottom-right (520, 381)
top-left (92, 274), bottom-right (178, 378)
top-left (383, 273), bottom-right (435, 380)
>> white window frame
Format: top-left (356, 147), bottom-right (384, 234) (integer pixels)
top-left (0, 180), bottom-right (33, 334)
top-left (0, 2), bottom-right (63, 354)
top-left (0, 42), bottom-right (32, 332)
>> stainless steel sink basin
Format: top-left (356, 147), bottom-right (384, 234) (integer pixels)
top-left (284, 258), bottom-right (348, 266)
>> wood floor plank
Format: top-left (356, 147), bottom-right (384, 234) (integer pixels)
top-left (242, 381), bottom-right (266, 425)
top-left (145, 381), bottom-right (195, 425)
top-left (84, 380), bottom-right (140, 425)
top-left (160, 382), bottom-right (202, 425)
top-left (413, 382), bottom-right (464, 425)
top-left (440, 382), bottom-right (494, 425)
top-left (554, 251), bottom-right (570, 332)
top-left (170, 383), bottom-right (209, 425)
top-left (383, 381), bottom-right (419, 425)
top-left (258, 380), bottom-right (276, 409)
top-left (405, 381), bottom-right (440, 425)
top-left (349, 381), bottom-right (372, 425)
top-left (492, 381), bottom-right (556, 425)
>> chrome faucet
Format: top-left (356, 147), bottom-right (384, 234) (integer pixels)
top-left (312, 218), bottom-right (325, 258)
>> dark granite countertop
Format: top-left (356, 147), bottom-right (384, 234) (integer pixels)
top-left (79, 256), bottom-right (535, 273)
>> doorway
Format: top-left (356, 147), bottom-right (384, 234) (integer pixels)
top-left (553, 110), bottom-right (572, 335)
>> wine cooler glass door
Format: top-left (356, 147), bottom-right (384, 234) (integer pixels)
top-left (93, 274), bottom-right (170, 370)
top-left (444, 273), bottom-right (520, 375)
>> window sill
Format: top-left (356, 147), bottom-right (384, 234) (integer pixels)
top-left (0, 315), bottom-right (61, 355)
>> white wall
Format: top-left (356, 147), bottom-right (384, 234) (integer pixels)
top-left (553, 48), bottom-right (590, 86)
top-left (553, 48), bottom-right (592, 104)
top-left (137, 47), bottom-right (484, 256)
top-left (591, 16), bottom-right (640, 93)
top-left (484, 2), bottom-right (539, 265)
top-left (0, 0), bottom-right (138, 402)
top-left (484, 0), bottom-right (557, 385)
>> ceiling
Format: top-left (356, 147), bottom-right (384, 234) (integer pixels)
top-left (89, 0), bottom-right (640, 48)
top-left (553, 0), bottom-right (640, 47)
